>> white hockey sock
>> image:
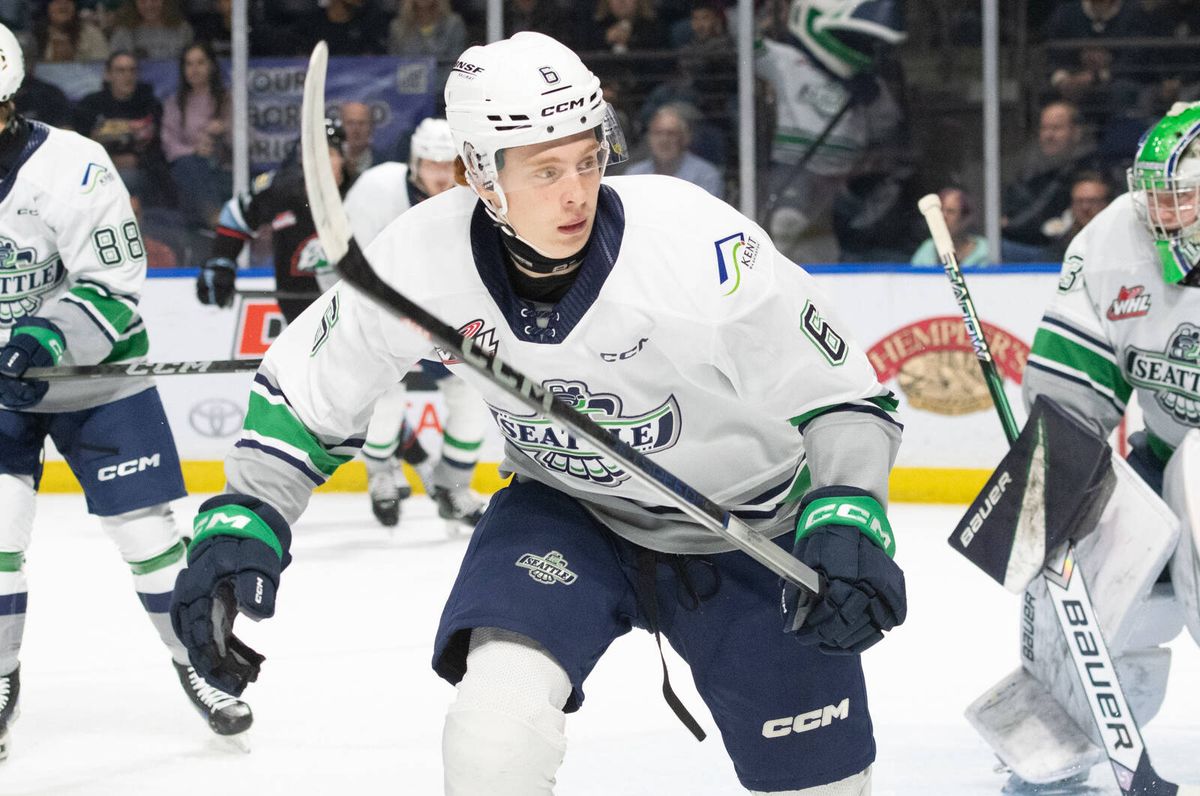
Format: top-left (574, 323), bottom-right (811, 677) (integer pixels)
top-left (750, 766), bottom-right (872, 795)
top-left (0, 474), bottom-right (35, 676)
top-left (443, 627), bottom-right (571, 796)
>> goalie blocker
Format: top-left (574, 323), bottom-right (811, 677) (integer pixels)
top-left (949, 397), bottom-right (1115, 593)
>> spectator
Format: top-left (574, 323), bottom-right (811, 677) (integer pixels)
top-left (13, 31), bottom-right (73, 127)
top-left (387, 0), bottom-right (466, 60)
top-left (911, 187), bottom-right (991, 266)
top-left (74, 50), bottom-right (175, 207)
top-left (624, 103), bottom-right (724, 199)
top-left (504, 0), bottom-right (572, 45)
top-left (34, 0), bottom-right (110, 62)
top-left (338, 101), bottom-right (382, 174)
top-left (189, 0), bottom-right (232, 57)
top-left (1002, 100), bottom-right (1097, 247)
top-left (109, 0), bottom-right (195, 61)
top-left (295, 0), bottom-right (390, 56)
top-left (577, 0), bottom-right (667, 54)
top-left (671, 1), bottom-right (728, 49)
top-left (1041, 170), bottom-right (1113, 262)
top-left (162, 41), bottom-right (230, 228)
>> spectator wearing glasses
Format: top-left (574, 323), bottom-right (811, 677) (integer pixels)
top-left (624, 103), bottom-right (724, 199)
top-left (1041, 171), bottom-right (1113, 262)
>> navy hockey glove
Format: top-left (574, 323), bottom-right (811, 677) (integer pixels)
top-left (0, 318), bottom-right (65, 409)
top-left (782, 487), bottom-right (906, 655)
top-left (196, 257), bottom-right (236, 307)
top-left (170, 494), bottom-right (293, 695)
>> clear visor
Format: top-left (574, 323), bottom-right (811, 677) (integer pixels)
top-left (490, 104), bottom-right (628, 195)
top-left (1128, 168), bottom-right (1200, 241)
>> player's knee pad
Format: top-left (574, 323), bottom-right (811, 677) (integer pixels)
top-left (1164, 429), bottom-right (1200, 647)
top-left (750, 766), bottom-right (871, 795)
top-left (0, 474), bottom-right (36, 554)
top-left (364, 382), bottom-right (409, 458)
top-left (99, 504), bottom-right (185, 595)
top-left (443, 627), bottom-right (571, 796)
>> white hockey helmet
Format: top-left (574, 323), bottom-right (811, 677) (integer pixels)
top-left (0, 24), bottom-right (25, 103)
top-left (788, 0), bottom-right (907, 80)
top-left (444, 32), bottom-right (627, 224)
top-left (409, 117), bottom-right (457, 167)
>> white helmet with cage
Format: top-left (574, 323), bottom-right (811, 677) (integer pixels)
top-left (0, 23), bottom-right (25, 104)
top-left (444, 32), bottom-right (627, 227)
top-left (409, 117), bottom-right (457, 168)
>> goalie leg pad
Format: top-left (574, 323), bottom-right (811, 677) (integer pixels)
top-left (442, 627), bottom-right (570, 796)
top-left (0, 474), bottom-right (35, 676)
top-left (363, 382), bottom-right (409, 460)
top-left (1165, 429), bottom-right (1200, 647)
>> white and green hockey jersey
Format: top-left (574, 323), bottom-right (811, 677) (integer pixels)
top-left (227, 175), bottom-right (901, 552)
top-left (1026, 192), bottom-right (1200, 460)
top-left (0, 120), bottom-right (152, 412)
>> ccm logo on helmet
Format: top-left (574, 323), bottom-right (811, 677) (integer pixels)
top-left (762, 698), bottom-right (850, 738)
top-left (97, 454), bottom-right (161, 481)
top-left (542, 98), bottom-right (585, 116)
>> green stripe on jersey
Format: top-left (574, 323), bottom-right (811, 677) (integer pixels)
top-left (102, 330), bottom-right (150, 363)
top-left (243, 391), bottom-right (354, 477)
top-left (69, 284), bottom-right (137, 335)
top-left (1031, 328), bottom-right (1132, 404)
top-left (0, 551), bottom-right (24, 572)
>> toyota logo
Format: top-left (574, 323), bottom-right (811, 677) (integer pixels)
top-left (188, 398), bottom-right (244, 438)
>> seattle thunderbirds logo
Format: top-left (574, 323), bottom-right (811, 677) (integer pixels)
top-left (0, 237), bottom-right (63, 328)
top-left (491, 379), bottom-right (681, 487)
top-left (1125, 323), bottom-right (1200, 425)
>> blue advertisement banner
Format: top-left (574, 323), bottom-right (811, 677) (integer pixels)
top-left (38, 55), bottom-right (437, 173)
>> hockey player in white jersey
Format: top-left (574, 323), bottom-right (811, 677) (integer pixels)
top-left (170, 33), bottom-right (907, 794)
top-left (340, 118), bottom-right (491, 530)
top-left (0, 24), bottom-right (250, 759)
top-left (969, 102), bottom-right (1200, 793)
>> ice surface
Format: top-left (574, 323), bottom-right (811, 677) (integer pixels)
top-left (3, 496), bottom-right (1197, 795)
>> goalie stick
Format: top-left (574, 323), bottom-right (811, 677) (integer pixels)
top-left (298, 41), bottom-right (821, 598)
top-left (25, 358), bottom-right (262, 380)
top-left (919, 193), bottom-right (1193, 796)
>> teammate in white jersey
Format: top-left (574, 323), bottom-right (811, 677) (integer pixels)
top-left (341, 118), bottom-right (491, 530)
top-left (171, 33), bottom-right (907, 794)
top-left (973, 103), bottom-right (1200, 793)
top-left (0, 24), bottom-right (250, 759)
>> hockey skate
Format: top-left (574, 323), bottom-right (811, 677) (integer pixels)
top-left (365, 455), bottom-right (402, 527)
top-left (431, 485), bottom-right (485, 535)
top-left (0, 665), bottom-right (19, 762)
top-left (174, 661), bottom-right (253, 744)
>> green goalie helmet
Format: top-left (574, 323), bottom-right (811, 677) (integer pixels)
top-left (1128, 101), bottom-right (1200, 284)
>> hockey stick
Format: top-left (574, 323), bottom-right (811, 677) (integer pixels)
top-left (25, 358), bottom-right (262, 380)
top-left (919, 194), bottom-right (1192, 796)
top-left (300, 42), bottom-right (820, 596)
top-left (236, 289), bottom-right (321, 301)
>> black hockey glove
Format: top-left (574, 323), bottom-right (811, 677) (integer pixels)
top-left (0, 318), bottom-right (65, 409)
top-left (196, 257), bottom-right (236, 307)
top-left (782, 486), bottom-right (906, 655)
top-left (170, 494), bottom-right (293, 696)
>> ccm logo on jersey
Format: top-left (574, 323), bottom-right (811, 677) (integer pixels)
top-left (97, 454), bottom-right (161, 481)
top-left (762, 698), bottom-right (850, 738)
top-left (1106, 285), bottom-right (1151, 321)
top-left (600, 338), bottom-right (648, 362)
top-left (959, 471), bottom-right (1012, 547)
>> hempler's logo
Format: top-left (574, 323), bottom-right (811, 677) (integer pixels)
top-left (1106, 285), bottom-right (1151, 321)
top-left (516, 551), bottom-right (578, 585)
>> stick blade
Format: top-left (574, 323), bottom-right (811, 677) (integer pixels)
top-left (300, 41), bottom-right (350, 265)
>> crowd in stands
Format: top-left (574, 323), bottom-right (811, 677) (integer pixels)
top-left (0, 0), bottom-right (1196, 267)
